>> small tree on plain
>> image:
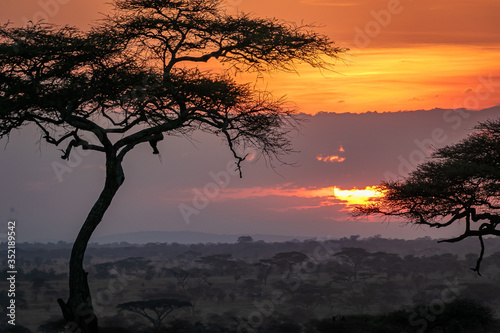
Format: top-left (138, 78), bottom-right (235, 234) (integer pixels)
top-left (117, 299), bottom-right (192, 328)
top-left (237, 235), bottom-right (254, 244)
top-left (271, 251), bottom-right (308, 279)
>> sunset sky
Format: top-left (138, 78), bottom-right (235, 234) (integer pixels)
top-left (1, 0), bottom-right (499, 242)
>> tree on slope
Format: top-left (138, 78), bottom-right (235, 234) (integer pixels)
top-left (354, 118), bottom-right (500, 275)
top-left (0, 0), bottom-right (345, 331)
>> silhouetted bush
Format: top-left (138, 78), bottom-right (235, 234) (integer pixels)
top-left (427, 298), bottom-right (496, 332)
top-left (304, 299), bottom-right (498, 333)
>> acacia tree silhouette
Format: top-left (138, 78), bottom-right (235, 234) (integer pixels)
top-left (354, 118), bottom-right (500, 275)
top-left (0, 0), bottom-right (345, 331)
top-left (117, 299), bottom-right (192, 328)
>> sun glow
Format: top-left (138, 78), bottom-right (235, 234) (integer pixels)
top-left (333, 186), bottom-right (383, 206)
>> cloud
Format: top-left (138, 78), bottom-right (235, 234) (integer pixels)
top-left (316, 146), bottom-right (346, 163)
top-left (183, 183), bottom-right (382, 212)
top-left (299, 0), bottom-right (359, 7)
top-left (316, 155), bottom-right (346, 163)
top-left (213, 184), bottom-right (338, 201)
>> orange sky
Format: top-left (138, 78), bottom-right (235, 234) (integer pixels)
top-left (2, 0), bottom-right (498, 216)
top-left (234, 0), bottom-right (500, 113)
top-left (1, 0), bottom-right (499, 114)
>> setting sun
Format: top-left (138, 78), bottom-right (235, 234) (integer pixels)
top-left (333, 186), bottom-right (383, 206)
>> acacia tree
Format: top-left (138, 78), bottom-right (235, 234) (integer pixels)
top-left (0, 0), bottom-right (345, 331)
top-left (334, 247), bottom-right (371, 280)
top-left (117, 299), bottom-right (192, 328)
top-left (354, 118), bottom-right (500, 275)
top-left (271, 251), bottom-right (308, 278)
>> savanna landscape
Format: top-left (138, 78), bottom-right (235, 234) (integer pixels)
top-left (2, 0), bottom-right (500, 332)
top-left (2, 236), bottom-right (500, 332)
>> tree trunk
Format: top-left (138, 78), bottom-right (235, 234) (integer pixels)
top-left (58, 155), bottom-right (125, 333)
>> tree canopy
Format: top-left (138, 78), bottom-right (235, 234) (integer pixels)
top-left (354, 118), bottom-right (500, 274)
top-left (117, 298), bottom-right (192, 327)
top-left (0, 0), bottom-right (345, 172)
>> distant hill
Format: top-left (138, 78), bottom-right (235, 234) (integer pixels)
top-left (92, 231), bottom-right (310, 244)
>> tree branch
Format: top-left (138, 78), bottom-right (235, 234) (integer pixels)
top-left (61, 132), bottom-right (105, 160)
top-left (471, 232), bottom-right (485, 276)
top-left (222, 128), bottom-right (247, 178)
top-left (115, 118), bottom-right (186, 161)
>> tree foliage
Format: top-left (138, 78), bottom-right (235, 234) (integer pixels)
top-left (0, 0), bottom-right (345, 171)
top-left (354, 118), bottom-right (500, 274)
